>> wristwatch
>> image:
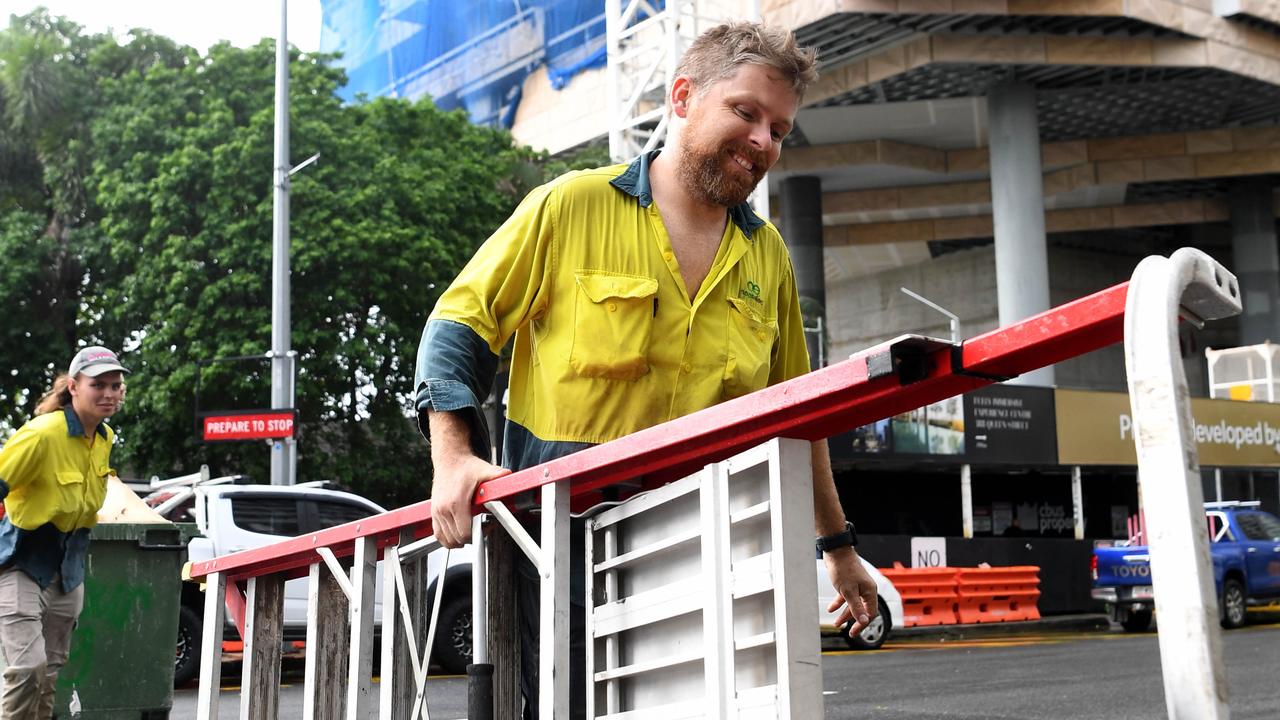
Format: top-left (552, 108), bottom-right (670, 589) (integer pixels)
top-left (815, 520), bottom-right (858, 553)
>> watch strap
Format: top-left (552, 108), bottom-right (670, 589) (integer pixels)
top-left (816, 520), bottom-right (858, 552)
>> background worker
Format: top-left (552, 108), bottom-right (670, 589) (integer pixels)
top-left (415, 21), bottom-right (875, 718)
top-left (0, 346), bottom-right (128, 718)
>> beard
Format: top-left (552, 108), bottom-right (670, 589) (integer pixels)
top-left (677, 139), bottom-right (767, 208)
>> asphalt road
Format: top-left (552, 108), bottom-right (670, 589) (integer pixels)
top-left (172, 622), bottom-right (1280, 719)
top-left (820, 623), bottom-right (1280, 719)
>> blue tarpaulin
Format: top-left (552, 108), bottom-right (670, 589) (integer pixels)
top-left (319, 0), bottom-right (608, 127)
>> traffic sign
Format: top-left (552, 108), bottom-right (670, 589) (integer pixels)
top-left (201, 409), bottom-right (296, 442)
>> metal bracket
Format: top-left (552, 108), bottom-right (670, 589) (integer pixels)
top-left (315, 547), bottom-right (354, 602)
top-left (950, 345), bottom-right (1016, 383)
top-left (483, 501), bottom-right (548, 578)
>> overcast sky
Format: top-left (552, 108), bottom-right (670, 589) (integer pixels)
top-left (5, 1), bottom-right (323, 53)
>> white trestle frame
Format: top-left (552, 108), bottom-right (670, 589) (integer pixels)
top-left (585, 437), bottom-right (822, 718)
top-left (193, 437), bottom-right (822, 719)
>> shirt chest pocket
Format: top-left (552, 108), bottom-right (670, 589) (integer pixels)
top-left (569, 272), bottom-right (659, 381)
top-left (55, 471), bottom-right (86, 512)
top-left (724, 297), bottom-right (778, 399)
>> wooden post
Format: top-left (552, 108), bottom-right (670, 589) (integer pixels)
top-left (304, 560), bottom-right (350, 720)
top-left (241, 575), bottom-right (285, 720)
top-left (487, 525), bottom-right (522, 718)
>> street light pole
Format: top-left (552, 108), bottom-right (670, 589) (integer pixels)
top-left (270, 0), bottom-right (296, 485)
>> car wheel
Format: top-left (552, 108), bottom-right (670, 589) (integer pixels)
top-left (174, 604), bottom-right (202, 687)
top-left (843, 598), bottom-right (891, 650)
top-left (1120, 608), bottom-right (1153, 633)
top-left (1220, 578), bottom-right (1247, 629)
top-left (433, 592), bottom-right (472, 675)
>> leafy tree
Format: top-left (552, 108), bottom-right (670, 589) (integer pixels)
top-left (2, 11), bottom-right (609, 507)
top-left (0, 10), bottom-right (188, 431)
top-left (89, 40), bottom-right (534, 506)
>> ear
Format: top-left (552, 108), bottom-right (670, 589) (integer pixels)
top-left (670, 75), bottom-right (694, 119)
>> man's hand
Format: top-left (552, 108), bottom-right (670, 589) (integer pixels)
top-left (823, 547), bottom-right (879, 637)
top-left (427, 410), bottom-right (510, 548)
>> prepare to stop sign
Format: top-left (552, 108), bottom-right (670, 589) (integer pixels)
top-left (202, 411), bottom-right (296, 442)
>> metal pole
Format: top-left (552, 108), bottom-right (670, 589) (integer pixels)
top-left (270, 0), bottom-right (296, 485)
top-left (1071, 466), bottom-right (1084, 540)
top-left (469, 514), bottom-right (493, 720)
top-left (960, 464), bottom-right (973, 539)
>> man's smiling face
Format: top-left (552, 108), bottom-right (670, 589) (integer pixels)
top-left (675, 63), bottom-right (799, 208)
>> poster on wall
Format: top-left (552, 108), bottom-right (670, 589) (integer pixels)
top-left (992, 502), bottom-right (1013, 535)
top-left (891, 397), bottom-right (965, 455)
top-left (964, 385), bottom-right (1057, 464)
top-left (830, 384), bottom-right (1057, 466)
top-left (973, 506), bottom-right (992, 533)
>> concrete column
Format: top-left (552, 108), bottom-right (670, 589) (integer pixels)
top-left (988, 81), bottom-right (1054, 386)
top-left (779, 176), bottom-right (827, 370)
top-left (961, 464), bottom-right (973, 539)
top-left (1229, 181), bottom-right (1280, 345)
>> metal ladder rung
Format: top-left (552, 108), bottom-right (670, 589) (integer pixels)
top-left (735, 685), bottom-right (780, 711)
top-left (596, 697), bottom-right (707, 720)
top-left (728, 500), bottom-right (770, 525)
top-left (591, 580), bottom-right (701, 637)
top-left (730, 553), bottom-right (775, 599)
top-left (734, 631), bottom-right (775, 652)
top-left (592, 528), bottom-right (700, 573)
top-left (590, 478), bottom-right (700, 530)
top-left (592, 648), bottom-right (702, 683)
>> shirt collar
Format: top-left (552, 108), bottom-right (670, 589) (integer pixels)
top-left (609, 149), bottom-right (767, 239)
top-left (63, 406), bottom-right (108, 440)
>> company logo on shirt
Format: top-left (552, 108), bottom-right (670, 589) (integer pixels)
top-left (738, 281), bottom-right (762, 303)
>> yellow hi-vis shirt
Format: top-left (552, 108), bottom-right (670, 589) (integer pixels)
top-left (428, 152), bottom-right (811, 446)
top-left (0, 407), bottom-right (113, 590)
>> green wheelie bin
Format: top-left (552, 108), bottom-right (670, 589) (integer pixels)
top-left (51, 522), bottom-right (189, 719)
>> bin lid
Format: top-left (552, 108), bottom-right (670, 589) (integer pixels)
top-left (97, 475), bottom-right (171, 525)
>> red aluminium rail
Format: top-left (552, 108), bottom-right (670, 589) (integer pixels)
top-left (188, 281), bottom-right (1129, 586)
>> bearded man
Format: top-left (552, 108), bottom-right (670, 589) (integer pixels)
top-left (414, 20), bottom-right (876, 719)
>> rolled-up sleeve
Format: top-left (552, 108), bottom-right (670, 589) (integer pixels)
top-left (413, 180), bottom-right (558, 457)
top-left (414, 319), bottom-right (500, 457)
top-left (0, 423), bottom-right (43, 502)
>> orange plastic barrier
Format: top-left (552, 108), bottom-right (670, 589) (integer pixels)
top-left (880, 565), bottom-right (960, 627)
top-left (954, 566), bottom-right (1041, 624)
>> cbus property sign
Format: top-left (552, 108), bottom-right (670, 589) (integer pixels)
top-left (201, 409), bottom-right (297, 442)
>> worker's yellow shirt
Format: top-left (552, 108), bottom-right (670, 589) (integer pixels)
top-left (428, 153), bottom-right (810, 446)
top-left (0, 408), bottom-right (112, 532)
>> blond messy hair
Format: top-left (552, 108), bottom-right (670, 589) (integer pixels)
top-left (674, 21), bottom-right (819, 101)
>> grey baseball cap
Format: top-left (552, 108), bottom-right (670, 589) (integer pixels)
top-left (68, 346), bottom-right (130, 378)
